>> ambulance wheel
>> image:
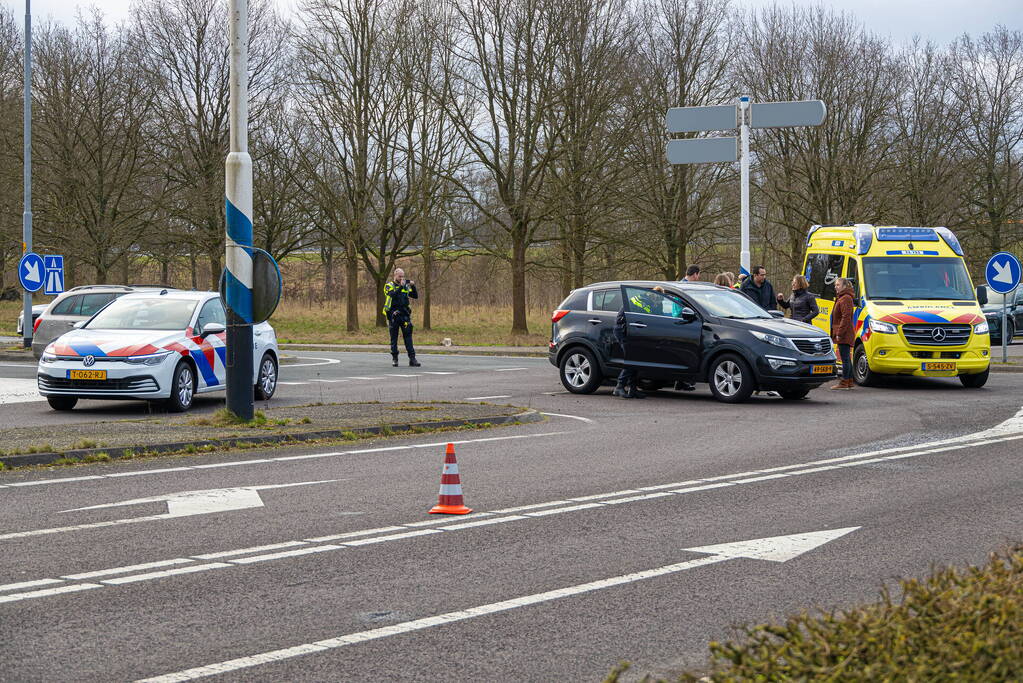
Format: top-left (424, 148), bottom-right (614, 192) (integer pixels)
top-left (254, 353), bottom-right (278, 400)
top-left (47, 396), bottom-right (78, 411)
top-left (559, 347), bottom-right (602, 394)
top-left (166, 361), bottom-right (196, 412)
top-left (852, 344), bottom-right (879, 387)
top-left (959, 369), bottom-right (989, 389)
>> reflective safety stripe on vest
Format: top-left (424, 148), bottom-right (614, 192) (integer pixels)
top-left (630, 295), bottom-right (651, 314)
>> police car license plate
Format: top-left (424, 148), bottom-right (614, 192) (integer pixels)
top-left (68, 370), bottom-right (106, 380)
top-left (922, 362), bottom-right (956, 373)
top-left (811, 365), bottom-right (835, 375)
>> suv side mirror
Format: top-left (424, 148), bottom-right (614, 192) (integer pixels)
top-left (201, 322), bottom-right (226, 337)
top-left (679, 307), bottom-right (697, 323)
top-left (976, 285), bottom-right (988, 306)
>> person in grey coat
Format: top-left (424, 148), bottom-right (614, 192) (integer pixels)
top-left (777, 274), bottom-right (820, 324)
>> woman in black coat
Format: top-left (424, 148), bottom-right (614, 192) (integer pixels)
top-left (777, 274), bottom-right (820, 324)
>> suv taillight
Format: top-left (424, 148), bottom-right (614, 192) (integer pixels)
top-left (33, 316), bottom-right (43, 333)
top-left (551, 310), bottom-right (569, 323)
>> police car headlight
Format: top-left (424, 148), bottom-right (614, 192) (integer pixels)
top-left (125, 351), bottom-right (174, 366)
top-left (974, 321), bottom-right (989, 335)
top-left (751, 330), bottom-right (796, 350)
top-left (40, 352), bottom-right (57, 364)
top-left (869, 319), bottom-right (898, 334)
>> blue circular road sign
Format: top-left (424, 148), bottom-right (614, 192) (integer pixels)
top-left (985, 251), bottom-right (1022, 294)
top-left (18, 252), bottom-right (44, 292)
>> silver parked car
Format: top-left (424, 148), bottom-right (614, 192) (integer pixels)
top-left (16, 304), bottom-right (49, 336)
top-left (30, 285), bottom-right (171, 358)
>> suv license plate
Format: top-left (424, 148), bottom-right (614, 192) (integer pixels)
top-left (922, 362), bottom-right (956, 372)
top-left (811, 365), bottom-right (835, 375)
top-left (68, 370), bottom-right (106, 380)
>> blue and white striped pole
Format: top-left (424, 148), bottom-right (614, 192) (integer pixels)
top-left (225, 0), bottom-right (254, 420)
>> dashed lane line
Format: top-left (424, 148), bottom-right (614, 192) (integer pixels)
top-left (4, 428), bottom-right (1022, 606)
top-left (464, 395), bottom-right (512, 401)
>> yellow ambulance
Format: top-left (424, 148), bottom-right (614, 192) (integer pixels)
top-left (802, 224), bottom-right (990, 387)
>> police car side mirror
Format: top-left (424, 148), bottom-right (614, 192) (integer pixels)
top-left (73, 320), bottom-right (87, 329)
top-left (976, 285), bottom-right (988, 306)
top-left (201, 322), bottom-right (226, 337)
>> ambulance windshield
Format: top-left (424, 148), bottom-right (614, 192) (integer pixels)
top-left (862, 257), bottom-right (974, 301)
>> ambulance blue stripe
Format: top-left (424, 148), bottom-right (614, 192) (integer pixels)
top-left (190, 350), bottom-right (219, 386)
top-left (906, 311), bottom-right (948, 323)
top-left (69, 342), bottom-right (107, 357)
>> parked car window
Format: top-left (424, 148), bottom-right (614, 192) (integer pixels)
top-left (559, 289), bottom-right (588, 310)
top-left (593, 288), bottom-right (622, 312)
top-left (623, 287), bottom-right (686, 318)
top-left (50, 295), bottom-right (82, 316)
top-left (79, 293), bottom-right (118, 317)
top-left (805, 253), bottom-right (844, 301)
top-left (195, 298), bottom-right (227, 333)
top-left (87, 298), bottom-right (198, 330)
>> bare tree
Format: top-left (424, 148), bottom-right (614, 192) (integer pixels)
top-left (0, 8), bottom-right (22, 294)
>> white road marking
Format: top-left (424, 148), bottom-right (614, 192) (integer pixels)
top-left (0, 430), bottom-right (568, 490)
top-left (0, 378), bottom-right (43, 404)
top-left (284, 357), bottom-right (342, 368)
top-left (493, 367), bottom-right (528, 372)
top-left (0, 578), bottom-right (64, 592)
top-left (464, 395), bottom-right (512, 401)
top-left (276, 381), bottom-right (308, 385)
top-left (541, 412), bottom-right (594, 424)
top-left (101, 562), bottom-right (232, 585)
top-left (192, 541), bottom-right (310, 560)
top-left (136, 528), bottom-right (858, 682)
top-left (346, 376), bottom-right (387, 380)
top-left (388, 374), bottom-right (419, 377)
top-left (310, 379), bottom-right (347, 383)
top-left (0, 363), bottom-right (36, 367)
top-left (229, 545), bottom-right (343, 565)
top-left (542, 390), bottom-right (569, 396)
top-left (420, 371), bottom-right (456, 375)
top-left (0, 582), bottom-right (102, 604)
top-left (62, 558), bottom-right (194, 581)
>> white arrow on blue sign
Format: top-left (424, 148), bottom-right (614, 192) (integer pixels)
top-left (18, 252), bottom-right (44, 292)
top-left (43, 255), bottom-right (65, 295)
top-left (985, 252), bottom-right (1021, 294)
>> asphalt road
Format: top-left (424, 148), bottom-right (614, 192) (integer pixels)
top-left (2, 350), bottom-right (1023, 681)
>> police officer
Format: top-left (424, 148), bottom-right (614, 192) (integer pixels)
top-left (382, 268), bottom-right (421, 367)
top-left (612, 290), bottom-right (653, 399)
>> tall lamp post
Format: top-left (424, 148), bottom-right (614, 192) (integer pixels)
top-left (225, 0), bottom-right (254, 420)
top-left (21, 0), bottom-right (32, 349)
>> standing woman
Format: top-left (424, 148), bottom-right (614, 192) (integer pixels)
top-left (830, 278), bottom-right (855, 390)
top-left (777, 274), bottom-right (820, 324)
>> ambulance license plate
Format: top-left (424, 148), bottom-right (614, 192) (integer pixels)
top-left (922, 362), bottom-right (956, 373)
top-left (68, 370), bottom-right (106, 380)
top-left (811, 365), bottom-right (835, 375)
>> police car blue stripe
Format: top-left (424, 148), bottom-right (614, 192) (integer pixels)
top-left (69, 342), bottom-right (107, 357)
top-left (190, 350), bottom-right (219, 387)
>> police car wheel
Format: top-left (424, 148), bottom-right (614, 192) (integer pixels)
top-left (254, 353), bottom-right (278, 401)
top-left (559, 348), bottom-right (602, 394)
top-left (47, 396), bottom-right (78, 411)
top-left (708, 354), bottom-right (754, 403)
top-left (959, 369), bottom-right (989, 389)
top-left (166, 361), bottom-right (196, 412)
top-left (852, 344), bottom-right (878, 387)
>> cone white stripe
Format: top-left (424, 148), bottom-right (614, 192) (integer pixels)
top-left (438, 484), bottom-right (463, 496)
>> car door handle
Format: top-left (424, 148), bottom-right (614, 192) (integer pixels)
top-left (588, 318), bottom-right (602, 324)
top-left (629, 322), bottom-right (647, 328)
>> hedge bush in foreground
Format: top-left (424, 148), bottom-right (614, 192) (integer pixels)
top-left (609, 549), bottom-right (1023, 681)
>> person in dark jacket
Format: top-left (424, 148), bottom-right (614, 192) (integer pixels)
top-left (830, 277), bottom-right (856, 390)
top-left (612, 299), bottom-right (647, 399)
top-left (739, 265), bottom-right (778, 311)
top-left (777, 274), bottom-right (820, 324)
top-left (382, 268), bottom-right (421, 367)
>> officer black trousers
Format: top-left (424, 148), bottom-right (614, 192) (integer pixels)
top-left (389, 321), bottom-right (416, 359)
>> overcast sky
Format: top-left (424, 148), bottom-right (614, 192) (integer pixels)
top-left (4, 0), bottom-right (1021, 45)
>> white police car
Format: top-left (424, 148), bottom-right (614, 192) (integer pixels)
top-left (37, 290), bottom-right (279, 412)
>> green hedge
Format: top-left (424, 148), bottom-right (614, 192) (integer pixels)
top-left (608, 549), bottom-right (1023, 681)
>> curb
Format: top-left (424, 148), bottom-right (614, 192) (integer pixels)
top-left (990, 365), bottom-right (1023, 373)
top-left (0, 410), bottom-right (543, 469)
top-left (280, 344), bottom-right (548, 358)
top-left (0, 351), bottom-right (33, 363)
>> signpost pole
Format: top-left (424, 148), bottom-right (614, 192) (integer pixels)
top-left (225, 0), bottom-right (254, 420)
top-left (22, 0), bottom-right (32, 349)
top-left (1003, 299), bottom-right (1008, 364)
top-left (738, 96), bottom-right (751, 277)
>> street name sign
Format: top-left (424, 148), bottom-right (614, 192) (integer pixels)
top-left (666, 137), bottom-right (738, 164)
top-left (18, 252), bottom-right (44, 292)
top-left (750, 100), bottom-right (827, 128)
top-left (666, 104), bottom-right (737, 133)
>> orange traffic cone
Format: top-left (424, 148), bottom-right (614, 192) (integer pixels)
top-left (429, 443), bottom-right (472, 515)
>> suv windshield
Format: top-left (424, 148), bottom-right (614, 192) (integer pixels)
top-left (87, 298), bottom-right (197, 330)
top-left (862, 257), bottom-right (975, 301)
top-left (687, 288), bottom-right (773, 319)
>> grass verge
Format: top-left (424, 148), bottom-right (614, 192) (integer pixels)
top-left (608, 547), bottom-right (1023, 681)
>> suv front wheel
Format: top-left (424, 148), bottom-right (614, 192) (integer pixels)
top-left (559, 347), bottom-right (602, 394)
top-left (708, 354), bottom-right (754, 403)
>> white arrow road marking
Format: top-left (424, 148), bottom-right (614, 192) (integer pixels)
top-left (22, 260), bottom-right (41, 284)
top-left (283, 357), bottom-right (342, 368)
top-left (0, 480), bottom-right (340, 541)
top-left (135, 527), bottom-right (859, 683)
top-left (992, 260), bottom-right (1015, 284)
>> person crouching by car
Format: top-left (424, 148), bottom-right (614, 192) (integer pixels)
top-left (831, 277), bottom-right (855, 390)
top-left (777, 274), bottom-right (820, 324)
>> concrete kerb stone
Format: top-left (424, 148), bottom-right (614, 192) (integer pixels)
top-left (0, 409), bottom-right (543, 469)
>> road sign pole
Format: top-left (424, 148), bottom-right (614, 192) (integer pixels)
top-left (1003, 300), bottom-right (1008, 364)
top-left (738, 96), bottom-right (750, 277)
top-left (225, 0), bottom-right (254, 420)
top-left (22, 0), bottom-right (32, 349)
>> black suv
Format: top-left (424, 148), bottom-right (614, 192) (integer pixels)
top-left (548, 281), bottom-right (838, 403)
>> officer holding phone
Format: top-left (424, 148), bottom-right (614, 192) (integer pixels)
top-left (383, 268), bottom-right (421, 367)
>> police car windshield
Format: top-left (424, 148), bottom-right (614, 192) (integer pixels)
top-left (862, 257), bottom-right (974, 301)
top-left (686, 289), bottom-right (773, 319)
top-left (86, 298), bottom-right (198, 330)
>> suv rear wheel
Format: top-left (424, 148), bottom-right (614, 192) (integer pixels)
top-left (559, 347), bottom-right (602, 394)
top-left (708, 354), bottom-right (754, 403)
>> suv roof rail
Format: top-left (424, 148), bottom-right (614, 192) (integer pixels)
top-left (67, 284), bottom-right (134, 292)
top-left (128, 284), bottom-right (177, 289)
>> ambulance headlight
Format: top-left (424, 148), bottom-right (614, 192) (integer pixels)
top-left (974, 321), bottom-right (989, 335)
top-left (868, 319), bottom-right (898, 334)
top-left (125, 350), bottom-right (174, 366)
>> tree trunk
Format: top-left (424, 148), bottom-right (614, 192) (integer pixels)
top-left (511, 236), bottom-right (528, 335)
top-left (160, 259), bottom-right (170, 286)
top-left (345, 241), bottom-right (359, 332)
top-left (189, 253), bottom-right (198, 290)
top-left (120, 255), bottom-right (131, 285)
top-left (375, 272), bottom-right (388, 328)
top-left (421, 245), bottom-right (433, 330)
top-left (209, 252), bottom-right (222, 291)
top-left (559, 222), bottom-right (572, 298)
top-left (322, 245), bottom-right (335, 301)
